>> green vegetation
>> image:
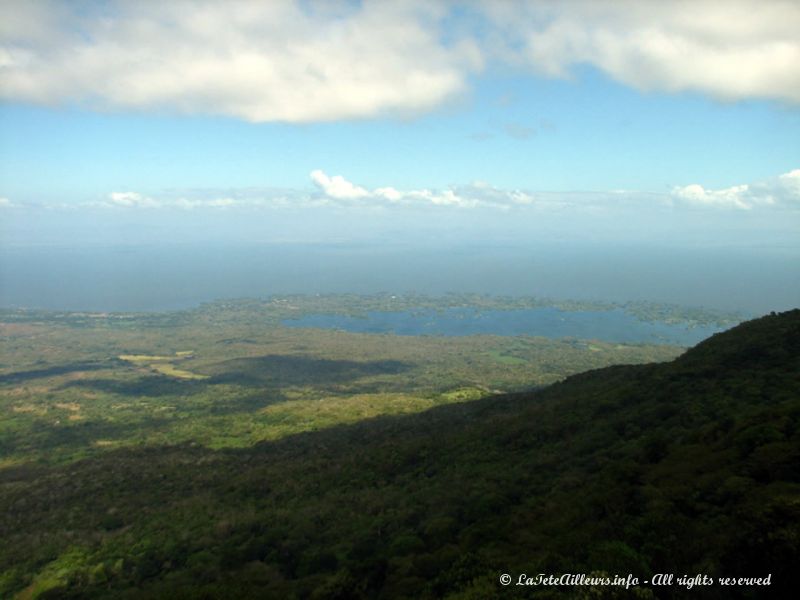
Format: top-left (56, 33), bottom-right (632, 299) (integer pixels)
top-left (0, 298), bottom-right (792, 599)
top-left (118, 352), bottom-right (209, 380)
top-left (620, 300), bottom-right (747, 328)
top-left (486, 349), bottom-right (529, 366)
top-left (0, 299), bottom-right (680, 466)
top-left (148, 364), bottom-right (209, 380)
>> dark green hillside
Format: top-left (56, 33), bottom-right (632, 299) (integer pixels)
top-left (1, 311), bottom-right (798, 599)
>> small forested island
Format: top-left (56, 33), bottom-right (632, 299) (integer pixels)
top-left (0, 298), bottom-right (795, 599)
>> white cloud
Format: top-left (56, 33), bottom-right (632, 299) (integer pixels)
top-left (671, 183), bottom-right (754, 209)
top-left (172, 197), bottom-right (240, 210)
top-left (778, 169), bottom-right (800, 197)
top-left (309, 170), bottom-right (528, 209)
top-left (9, 169), bottom-right (798, 214)
top-left (453, 181), bottom-right (538, 207)
top-left (107, 191), bottom-right (160, 208)
top-left (1, 1), bottom-right (797, 124)
top-left (0, 0), bottom-right (478, 123)
top-left (672, 168), bottom-right (800, 209)
top-left (104, 192), bottom-right (247, 210)
top-left (481, 0), bottom-right (800, 104)
top-left (407, 188), bottom-right (477, 208)
top-left (309, 170), bottom-right (466, 207)
top-left (309, 168), bottom-right (800, 212)
top-left (374, 187), bottom-right (404, 202)
top-left (310, 170), bottom-right (369, 200)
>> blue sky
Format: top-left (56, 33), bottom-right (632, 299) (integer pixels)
top-left (2, 68), bottom-right (799, 200)
top-left (1, 0), bottom-right (799, 249)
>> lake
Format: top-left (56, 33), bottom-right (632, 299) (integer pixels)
top-left (283, 307), bottom-right (725, 346)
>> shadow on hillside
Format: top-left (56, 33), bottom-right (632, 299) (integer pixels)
top-left (205, 354), bottom-right (412, 388)
top-left (0, 362), bottom-right (109, 384)
top-left (55, 355), bottom-right (413, 401)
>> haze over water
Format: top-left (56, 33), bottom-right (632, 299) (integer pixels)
top-left (1, 242), bottom-right (795, 314)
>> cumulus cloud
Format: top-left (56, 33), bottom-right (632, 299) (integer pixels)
top-left (1, 1), bottom-right (797, 124)
top-left (481, 0), bottom-right (800, 104)
top-left (672, 168), bottom-right (800, 209)
top-left (671, 183), bottom-right (755, 209)
top-left (309, 170), bottom-right (468, 207)
top-left (0, 0), bottom-right (478, 122)
top-left (310, 168), bottom-right (800, 212)
top-left (310, 170), bottom-right (369, 200)
top-left (309, 170), bottom-right (534, 209)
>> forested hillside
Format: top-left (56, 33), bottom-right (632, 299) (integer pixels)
top-left (1, 310), bottom-right (797, 599)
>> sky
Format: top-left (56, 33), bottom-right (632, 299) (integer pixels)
top-left (1, 0), bottom-right (799, 253)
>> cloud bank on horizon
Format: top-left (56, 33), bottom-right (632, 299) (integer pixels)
top-left (308, 168), bottom-right (800, 211)
top-left (5, 168), bottom-right (796, 214)
top-left (1, 0), bottom-right (799, 123)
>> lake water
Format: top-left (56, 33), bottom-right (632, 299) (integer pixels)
top-left (283, 307), bottom-right (725, 346)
